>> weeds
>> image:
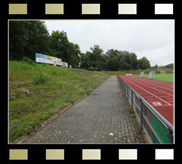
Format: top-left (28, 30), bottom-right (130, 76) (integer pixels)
top-left (131, 113), bottom-right (136, 118)
top-left (33, 72), bottom-right (50, 85)
top-left (57, 81), bottom-right (67, 89)
top-left (129, 109), bottom-right (134, 113)
top-left (9, 60), bottom-right (109, 143)
top-left (22, 57), bottom-right (35, 65)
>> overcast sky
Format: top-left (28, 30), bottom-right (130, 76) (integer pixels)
top-left (44, 20), bottom-right (174, 66)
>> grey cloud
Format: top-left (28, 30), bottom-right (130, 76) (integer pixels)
top-left (44, 20), bottom-right (174, 66)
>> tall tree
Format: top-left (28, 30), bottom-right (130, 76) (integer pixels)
top-left (138, 57), bottom-right (151, 69)
top-left (9, 21), bottom-right (27, 60)
top-left (24, 21), bottom-right (50, 59)
top-left (80, 52), bottom-right (91, 69)
top-left (49, 30), bottom-right (70, 60)
top-left (49, 30), bottom-right (81, 67)
top-left (155, 64), bottom-right (158, 70)
top-left (130, 53), bottom-right (138, 70)
top-left (68, 42), bottom-right (81, 68)
top-left (105, 49), bottom-right (120, 71)
top-left (9, 21), bottom-right (152, 71)
top-left (87, 45), bottom-right (104, 70)
top-left (9, 21), bottom-right (50, 60)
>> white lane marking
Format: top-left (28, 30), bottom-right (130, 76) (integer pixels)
top-left (135, 77), bottom-right (173, 89)
top-left (152, 105), bottom-right (172, 107)
top-left (152, 102), bottom-right (162, 106)
top-left (122, 77), bottom-right (172, 106)
top-left (126, 78), bottom-right (173, 97)
top-left (137, 76), bottom-right (174, 86)
top-left (133, 78), bottom-right (173, 91)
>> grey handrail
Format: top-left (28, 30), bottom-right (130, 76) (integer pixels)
top-left (117, 75), bottom-right (174, 143)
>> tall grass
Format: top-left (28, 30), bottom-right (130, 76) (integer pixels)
top-left (33, 72), bottom-right (50, 85)
top-left (22, 56), bottom-right (35, 65)
top-left (9, 60), bottom-right (109, 143)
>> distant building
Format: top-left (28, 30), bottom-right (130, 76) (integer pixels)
top-left (87, 65), bottom-right (98, 71)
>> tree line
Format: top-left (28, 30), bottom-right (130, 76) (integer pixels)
top-left (80, 46), bottom-right (150, 71)
top-left (9, 21), bottom-right (80, 68)
top-left (9, 21), bottom-right (151, 70)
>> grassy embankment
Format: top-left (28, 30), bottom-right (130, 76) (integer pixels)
top-left (9, 60), bottom-right (109, 143)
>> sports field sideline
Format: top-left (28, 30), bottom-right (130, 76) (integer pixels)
top-left (119, 75), bottom-right (174, 125)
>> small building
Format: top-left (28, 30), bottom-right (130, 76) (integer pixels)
top-left (87, 65), bottom-right (98, 71)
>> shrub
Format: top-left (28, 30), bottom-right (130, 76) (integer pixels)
top-left (33, 72), bottom-right (50, 85)
top-left (131, 113), bottom-right (136, 118)
top-left (129, 109), bottom-right (134, 113)
top-left (165, 69), bottom-right (173, 74)
top-left (155, 70), bottom-right (161, 74)
top-left (22, 57), bottom-right (35, 65)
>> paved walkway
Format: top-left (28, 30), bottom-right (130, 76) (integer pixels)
top-left (24, 76), bottom-right (145, 144)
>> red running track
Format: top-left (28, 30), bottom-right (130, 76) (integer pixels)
top-left (119, 75), bottom-right (174, 125)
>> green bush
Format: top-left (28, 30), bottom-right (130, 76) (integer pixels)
top-left (129, 109), bottom-right (134, 113)
top-left (165, 69), bottom-right (173, 74)
top-left (155, 70), bottom-right (161, 74)
top-left (22, 57), bottom-right (35, 65)
top-left (131, 113), bottom-right (136, 118)
top-left (33, 72), bottom-right (50, 85)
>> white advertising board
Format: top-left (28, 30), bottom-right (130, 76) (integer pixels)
top-left (35, 53), bottom-right (67, 67)
top-left (35, 53), bottom-right (47, 63)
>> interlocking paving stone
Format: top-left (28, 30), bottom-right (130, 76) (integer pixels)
top-left (24, 76), bottom-right (145, 144)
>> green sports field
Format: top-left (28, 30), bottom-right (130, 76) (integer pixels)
top-left (135, 74), bottom-right (174, 83)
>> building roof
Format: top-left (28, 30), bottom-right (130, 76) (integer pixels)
top-left (87, 65), bottom-right (98, 70)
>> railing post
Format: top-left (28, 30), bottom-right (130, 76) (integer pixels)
top-left (168, 129), bottom-right (173, 143)
top-left (126, 85), bottom-right (128, 97)
top-left (131, 90), bottom-right (133, 109)
top-left (117, 76), bottom-right (173, 144)
top-left (140, 98), bottom-right (143, 131)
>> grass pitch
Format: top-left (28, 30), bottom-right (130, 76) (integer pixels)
top-left (135, 74), bottom-right (173, 83)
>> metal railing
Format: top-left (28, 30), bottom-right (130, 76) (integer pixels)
top-left (117, 76), bottom-right (174, 144)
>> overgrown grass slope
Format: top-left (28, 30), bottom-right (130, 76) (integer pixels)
top-left (9, 60), bottom-right (109, 143)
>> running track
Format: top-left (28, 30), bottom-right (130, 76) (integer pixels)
top-left (119, 75), bottom-right (174, 125)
